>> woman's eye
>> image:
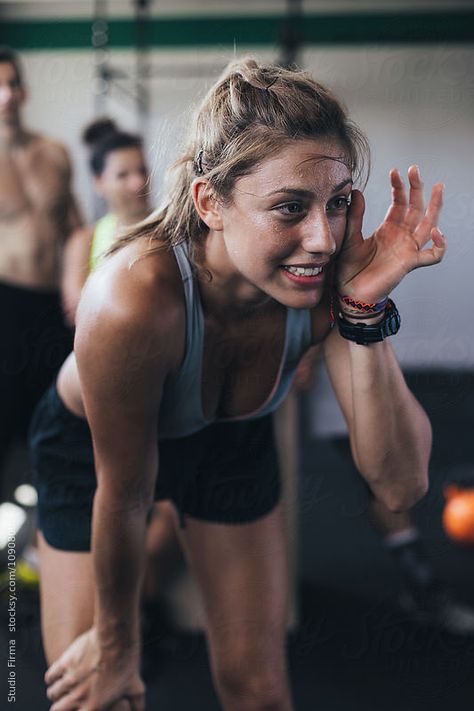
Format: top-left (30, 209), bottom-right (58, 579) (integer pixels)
top-left (277, 202), bottom-right (303, 216)
top-left (327, 196), bottom-right (351, 212)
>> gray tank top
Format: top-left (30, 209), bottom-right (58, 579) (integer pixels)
top-left (158, 241), bottom-right (313, 439)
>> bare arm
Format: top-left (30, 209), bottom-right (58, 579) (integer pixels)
top-left (80, 310), bottom-right (163, 656)
top-left (61, 144), bottom-right (83, 236)
top-left (49, 142), bottom-right (85, 323)
top-left (60, 225), bottom-right (93, 326)
top-left (323, 328), bottom-right (431, 511)
top-left (320, 166), bottom-right (445, 512)
top-left (48, 141), bottom-right (83, 239)
top-left (46, 253), bottom-right (183, 710)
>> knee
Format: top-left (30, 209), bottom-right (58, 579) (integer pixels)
top-left (215, 660), bottom-right (288, 710)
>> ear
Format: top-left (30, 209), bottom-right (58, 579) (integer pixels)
top-left (192, 178), bottom-right (224, 231)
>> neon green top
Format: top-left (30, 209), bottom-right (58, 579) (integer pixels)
top-left (89, 213), bottom-right (118, 272)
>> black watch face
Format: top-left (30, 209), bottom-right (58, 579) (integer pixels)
top-left (338, 301), bottom-right (400, 344)
top-left (385, 309), bottom-right (401, 335)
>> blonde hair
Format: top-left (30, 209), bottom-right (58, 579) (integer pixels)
top-left (110, 58), bottom-right (369, 260)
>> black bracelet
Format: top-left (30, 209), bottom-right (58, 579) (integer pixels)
top-left (337, 299), bottom-right (401, 345)
top-left (339, 309), bottom-right (386, 321)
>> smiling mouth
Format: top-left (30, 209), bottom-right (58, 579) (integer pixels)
top-left (281, 265), bottom-right (324, 277)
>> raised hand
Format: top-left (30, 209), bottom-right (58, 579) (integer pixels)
top-left (335, 165), bottom-right (446, 303)
top-left (44, 627), bottom-right (145, 711)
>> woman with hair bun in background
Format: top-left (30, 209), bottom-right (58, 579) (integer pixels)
top-left (61, 118), bottom-right (150, 325)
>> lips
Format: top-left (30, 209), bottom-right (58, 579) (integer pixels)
top-left (280, 263), bottom-right (326, 286)
top-left (281, 265), bottom-right (324, 277)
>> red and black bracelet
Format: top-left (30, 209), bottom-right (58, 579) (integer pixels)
top-left (338, 294), bottom-right (389, 314)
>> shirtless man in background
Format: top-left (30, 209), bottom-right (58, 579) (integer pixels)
top-left (0, 47), bottom-right (81, 497)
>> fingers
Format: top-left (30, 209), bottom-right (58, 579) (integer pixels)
top-left (383, 168), bottom-right (444, 253)
top-left (51, 691), bottom-right (140, 711)
top-left (384, 169), bottom-right (407, 225)
top-left (348, 189), bottom-right (365, 221)
top-left (416, 227), bottom-right (447, 268)
top-left (50, 688), bottom-right (84, 711)
top-left (384, 166), bottom-right (438, 236)
top-left (414, 182), bottom-right (444, 248)
top-left (344, 189), bottom-right (365, 247)
top-left (52, 691), bottom-right (122, 711)
top-left (47, 672), bottom-right (77, 703)
top-left (404, 165), bottom-right (425, 231)
top-left (45, 657), bottom-right (67, 686)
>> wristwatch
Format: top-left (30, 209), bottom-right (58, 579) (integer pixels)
top-left (337, 299), bottom-right (401, 345)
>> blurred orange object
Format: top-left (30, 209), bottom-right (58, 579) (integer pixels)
top-left (443, 485), bottom-right (474, 545)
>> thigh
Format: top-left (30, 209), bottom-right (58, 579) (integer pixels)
top-left (175, 502), bottom-right (290, 677)
top-left (38, 531), bottom-right (94, 664)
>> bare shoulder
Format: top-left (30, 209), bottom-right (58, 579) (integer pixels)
top-left (28, 134), bottom-right (72, 174)
top-left (76, 239), bottom-right (186, 376)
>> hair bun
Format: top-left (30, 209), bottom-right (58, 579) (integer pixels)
top-left (227, 58), bottom-right (281, 91)
top-left (82, 118), bottom-right (118, 147)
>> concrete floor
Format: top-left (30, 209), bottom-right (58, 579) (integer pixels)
top-left (1, 369), bottom-right (474, 710)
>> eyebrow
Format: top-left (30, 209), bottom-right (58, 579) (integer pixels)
top-left (264, 178), bottom-right (353, 198)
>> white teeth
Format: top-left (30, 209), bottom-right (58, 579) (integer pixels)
top-left (283, 265), bottom-right (323, 276)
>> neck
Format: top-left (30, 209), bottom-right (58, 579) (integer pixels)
top-left (0, 121), bottom-right (25, 151)
top-left (115, 207), bottom-right (149, 227)
top-left (195, 230), bottom-right (273, 322)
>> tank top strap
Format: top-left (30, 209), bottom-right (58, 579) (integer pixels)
top-left (172, 240), bottom-right (194, 283)
top-left (171, 241), bottom-right (204, 375)
top-left (158, 242), bottom-right (206, 439)
top-left (285, 307), bottom-right (313, 367)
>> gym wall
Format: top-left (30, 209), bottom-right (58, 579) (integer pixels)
top-left (1, 0), bottom-right (473, 368)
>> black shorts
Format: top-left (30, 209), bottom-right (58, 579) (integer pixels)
top-left (29, 384), bottom-right (281, 552)
top-left (0, 281), bottom-right (72, 464)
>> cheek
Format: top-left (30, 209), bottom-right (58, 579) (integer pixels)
top-left (330, 215), bottom-right (348, 250)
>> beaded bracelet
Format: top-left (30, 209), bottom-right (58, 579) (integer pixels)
top-left (338, 294), bottom-right (389, 315)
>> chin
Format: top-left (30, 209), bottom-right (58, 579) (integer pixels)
top-left (272, 287), bottom-right (323, 311)
top-left (291, 294), bottom-right (322, 310)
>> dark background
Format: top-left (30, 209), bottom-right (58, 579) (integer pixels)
top-left (1, 369), bottom-right (474, 710)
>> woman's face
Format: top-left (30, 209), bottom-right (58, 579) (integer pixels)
top-left (213, 138), bottom-right (353, 310)
top-left (95, 146), bottom-right (150, 220)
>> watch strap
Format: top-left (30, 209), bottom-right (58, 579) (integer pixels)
top-left (337, 299), bottom-right (401, 345)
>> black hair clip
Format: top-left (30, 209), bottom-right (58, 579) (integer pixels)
top-left (264, 76), bottom-right (278, 91)
top-left (195, 149), bottom-right (204, 175)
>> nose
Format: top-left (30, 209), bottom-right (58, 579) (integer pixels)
top-left (0, 85), bottom-right (14, 106)
top-left (301, 209), bottom-right (336, 256)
